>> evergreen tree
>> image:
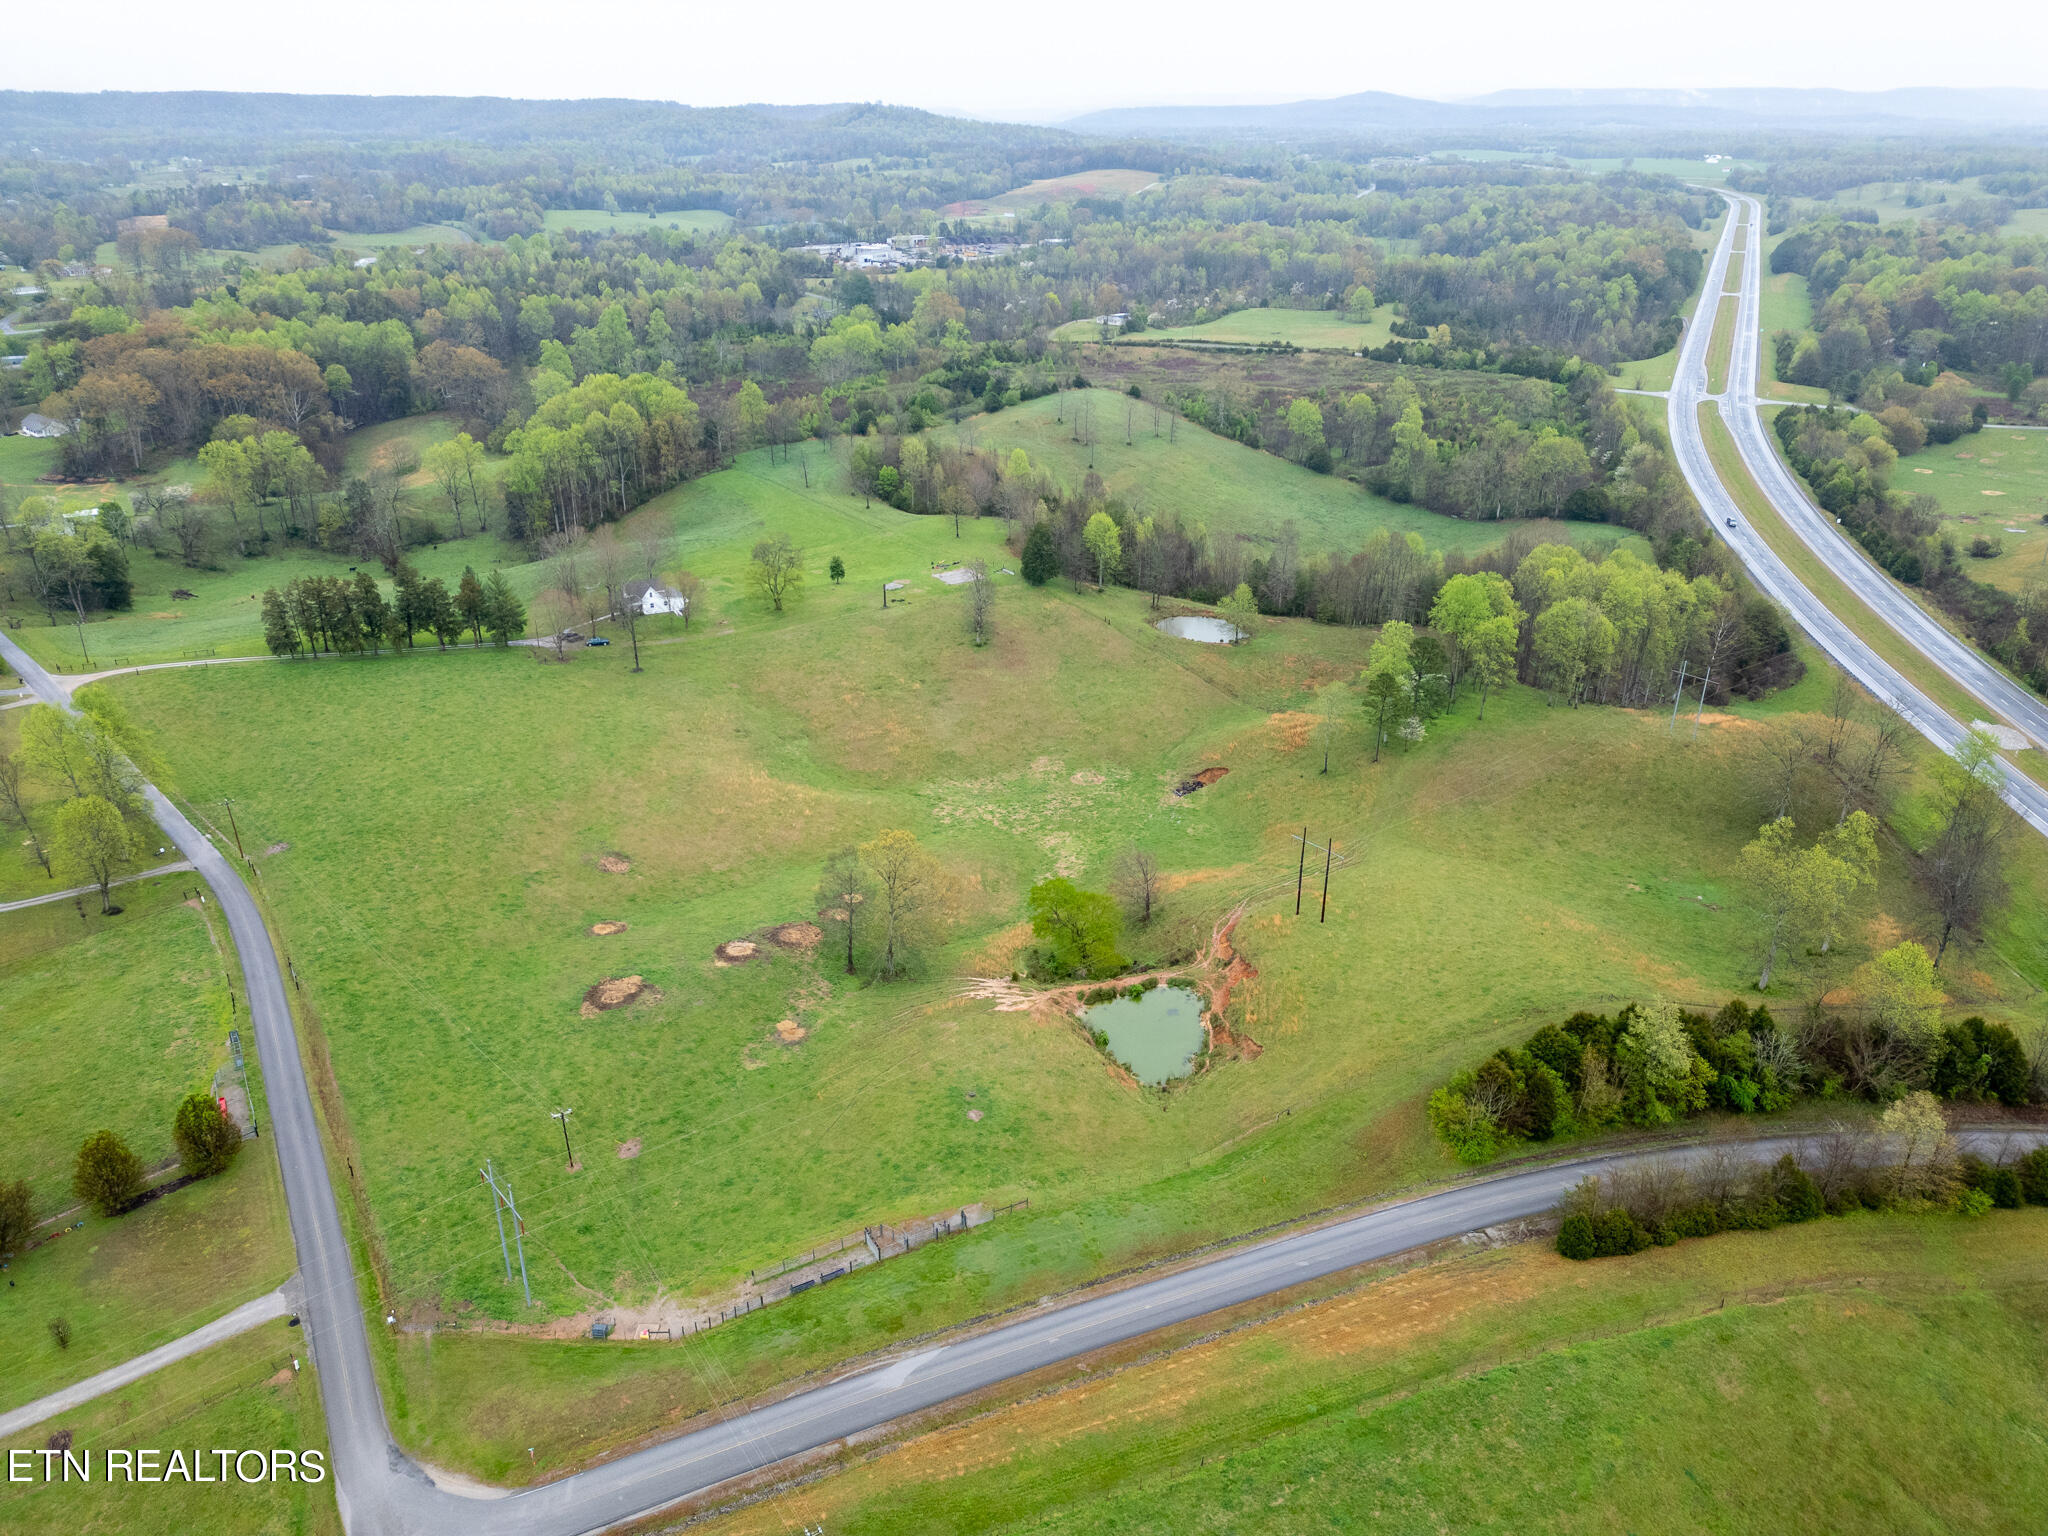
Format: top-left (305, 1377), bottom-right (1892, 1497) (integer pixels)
top-left (260, 588), bottom-right (297, 657)
top-left (455, 566), bottom-right (488, 645)
top-left (483, 569), bottom-right (525, 645)
top-left (1020, 522), bottom-right (1059, 586)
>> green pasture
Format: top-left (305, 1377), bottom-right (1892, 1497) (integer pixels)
top-left (1085, 304), bottom-right (1395, 351)
top-left (1758, 253), bottom-right (1828, 403)
top-left (328, 224), bottom-right (473, 251)
top-left (101, 455), bottom-right (2047, 1473)
top-left (0, 1327), bottom-right (338, 1535)
top-left (1797, 177), bottom-right (2046, 239)
top-left (940, 389), bottom-right (1639, 560)
top-left (0, 875), bottom-right (240, 1217)
top-left (1, 431), bottom-right (61, 493)
top-left (1614, 203), bottom-right (1730, 393)
top-left (700, 1210), bottom-right (2048, 1536)
top-left (538, 209), bottom-right (732, 237)
top-left (1901, 428), bottom-right (2048, 592)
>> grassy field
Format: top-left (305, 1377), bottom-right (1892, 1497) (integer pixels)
top-left (945, 169), bottom-right (1160, 216)
top-left (538, 209), bottom-right (731, 236)
top-left (940, 389), bottom-right (1638, 560)
top-left (100, 446), bottom-right (2048, 1475)
top-left (2, 875), bottom-right (239, 1213)
top-left (1796, 177), bottom-right (2048, 239)
top-left (1077, 304), bottom-right (1396, 351)
top-left (1900, 429), bottom-right (2048, 592)
top-left (687, 1210), bottom-right (2048, 1536)
top-left (1, 536), bottom-right (533, 673)
top-left (328, 224), bottom-right (473, 250)
top-left (0, 1326), bottom-right (339, 1534)
top-left (0, 869), bottom-right (296, 1412)
top-left (0, 430), bottom-right (62, 496)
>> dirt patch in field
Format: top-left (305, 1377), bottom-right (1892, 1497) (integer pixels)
top-left (1173, 766), bottom-right (1230, 796)
top-left (1266, 712), bottom-right (1319, 752)
top-left (265, 842), bottom-right (290, 856)
top-left (590, 921), bottom-right (629, 936)
top-left (616, 1138), bottom-right (642, 1159)
top-left (774, 1019), bottom-right (808, 1043)
top-left (266, 1368), bottom-right (295, 1388)
top-left (714, 940), bottom-right (759, 965)
top-left (768, 922), bottom-right (822, 952)
top-left (580, 975), bottom-right (659, 1017)
top-left (149, 611), bottom-right (184, 620)
top-left (1205, 908), bottom-right (1264, 1060)
top-left (598, 854), bottom-right (632, 874)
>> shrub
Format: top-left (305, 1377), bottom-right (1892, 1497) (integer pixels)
top-left (1774, 1156), bottom-right (1823, 1222)
top-left (1556, 1213), bottom-right (1596, 1260)
top-left (2019, 1148), bottom-right (2048, 1205)
top-left (72, 1130), bottom-right (145, 1217)
top-left (1524, 1063), bottom-right (1566, 1141)
top-left (1957, 1188), bottom-right (1994, 1217)
top-left (1426, 1086), bottom-right (1498, 1163)
top-left (173, 1093), bottom-right (242, 1178)
top-left (49, 1317), bottom-right (71, 1350)
top-left (1591, 1208), bottom-right (1651, 1256)
top-left (1987, 1167), bottom-right (2024, 1210)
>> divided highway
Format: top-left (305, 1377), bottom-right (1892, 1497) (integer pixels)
top-left (1667, 196), bottom-right (2048, 839)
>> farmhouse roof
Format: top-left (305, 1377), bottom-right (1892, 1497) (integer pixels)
top-left (624, 580), bottom-right (685, 603)
top-left (19, 412), bottom-right (68, 436)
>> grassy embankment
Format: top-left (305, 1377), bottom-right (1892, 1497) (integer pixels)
top-left (0, 1327), bottom-right (339, 1535)
top-left (0, 874), bottom-right (295, 1412)
top-left (538, 209), bottom-right (732, 237)
top-left (684, 1210), bottom-right (2048, 1536)
top-left (104, 443), bottom-right (2048, 1478)
top-left (1757, 230), bottom-right (1829, 405)
top-left (940, 389), bottom-right (1642, 561)
top-left (1706, 295), bottom-right (1738, 396)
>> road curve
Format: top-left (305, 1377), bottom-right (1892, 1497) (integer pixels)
top-left (1666, 199), bottom-right (2048, 839)
top-left (11, 633), bottom-right (2047, 1531)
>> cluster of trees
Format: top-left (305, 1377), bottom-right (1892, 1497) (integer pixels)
top-left (499, 371), bottom-right (702, 539)
top-left (812, 831), bottom-right (964, 981)
top-left (1430, 987), bottom-right (2043, 1166)
top-left (0, 691), bottom-right (160, 909)
top-left (1555, 1110), bottom-right (2048, 1261)
top-left (1022, 851), bottom-right (1166, 981)
top-left (260, 564), bottom-right (524, 657)
top-left (1768, 212), bottom-right (2047, 392)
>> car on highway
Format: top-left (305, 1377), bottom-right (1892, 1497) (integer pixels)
top-left (1725, 517), bottom-right (1737, 528)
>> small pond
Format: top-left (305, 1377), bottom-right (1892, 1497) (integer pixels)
top-left (1085, 984), bottom-right (1206, 1086)
top-left (1155, 615), bottom-right (1241, 644)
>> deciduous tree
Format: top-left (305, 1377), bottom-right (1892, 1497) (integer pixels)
top-left (51, 794), bottom-right (135, 912)
top-left (1028, 878), bottom-right (1126, 979)
top-left (72, 1129), bottom-right (144, 1217)
top-left (749, 533), bottom-right (805, 613)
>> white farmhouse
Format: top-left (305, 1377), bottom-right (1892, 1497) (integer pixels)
top-left (18, 412), bottom-right (69, 438)
top-left (623, 580), bottom-right (688, 617)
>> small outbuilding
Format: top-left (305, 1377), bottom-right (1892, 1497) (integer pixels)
top-left (623, 580), bottom-right (688, 617)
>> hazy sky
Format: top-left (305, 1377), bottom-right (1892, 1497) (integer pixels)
top-left (39, 0), bottom-right (2044, 122)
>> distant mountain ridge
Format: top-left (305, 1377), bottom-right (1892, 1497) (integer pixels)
top-left (1064, 87), bottom-right (2048, 139)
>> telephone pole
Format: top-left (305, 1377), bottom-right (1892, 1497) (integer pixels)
top-left (221, 797), bottom-right (246, 860)
top-left (1668, 658), bottom-right (1689, 733)
top-left (552, 1107), bottom-right (579, 1171)
top-left (1691, 666), bottom-right (1713, 741)
top-left (1321, 838), bottom-right (1335, 923)
top-left (1295, 824), bottom-right (1307, 915)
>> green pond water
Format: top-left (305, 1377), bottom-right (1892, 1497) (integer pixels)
top-left (1086, 984), bottom-right (1205, 1086)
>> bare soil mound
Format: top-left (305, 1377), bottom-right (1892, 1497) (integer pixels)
top-left (714, 940), bottom-right (759, 965)
top-left (580, 975), bottom-right (659, 1017)
top-left (769, 922), bottom-right (822, 951)
top-left (590, 921), bottom-right (629, 936)
top-left (1174, 766), bottom-right (1230, 796)
top-left (616, 1138), bottom-right (643, 1159)
top-left (598, 854), bottom-right (631, 873)
top-left (774, 1019), bottom-right (808, 1043)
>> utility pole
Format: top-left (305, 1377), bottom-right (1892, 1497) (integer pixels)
top-left (552, 1107), bottom-right (579, 1171)
top-left (1295, 825), bottom-right (1307, 915)
top-left (482, 1160), bottom-right (512, 1284)
top-left (221, 797), bottom-right (246, 860)
top-left (481, 1160), bottom-right (531, 1306)
top-left (1320, 838), bottom-right (1334, 923)
top-left (1668, 658), bottom-right (1688, 733)
top-left (1692, 666), bottom-right (1713, 742)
